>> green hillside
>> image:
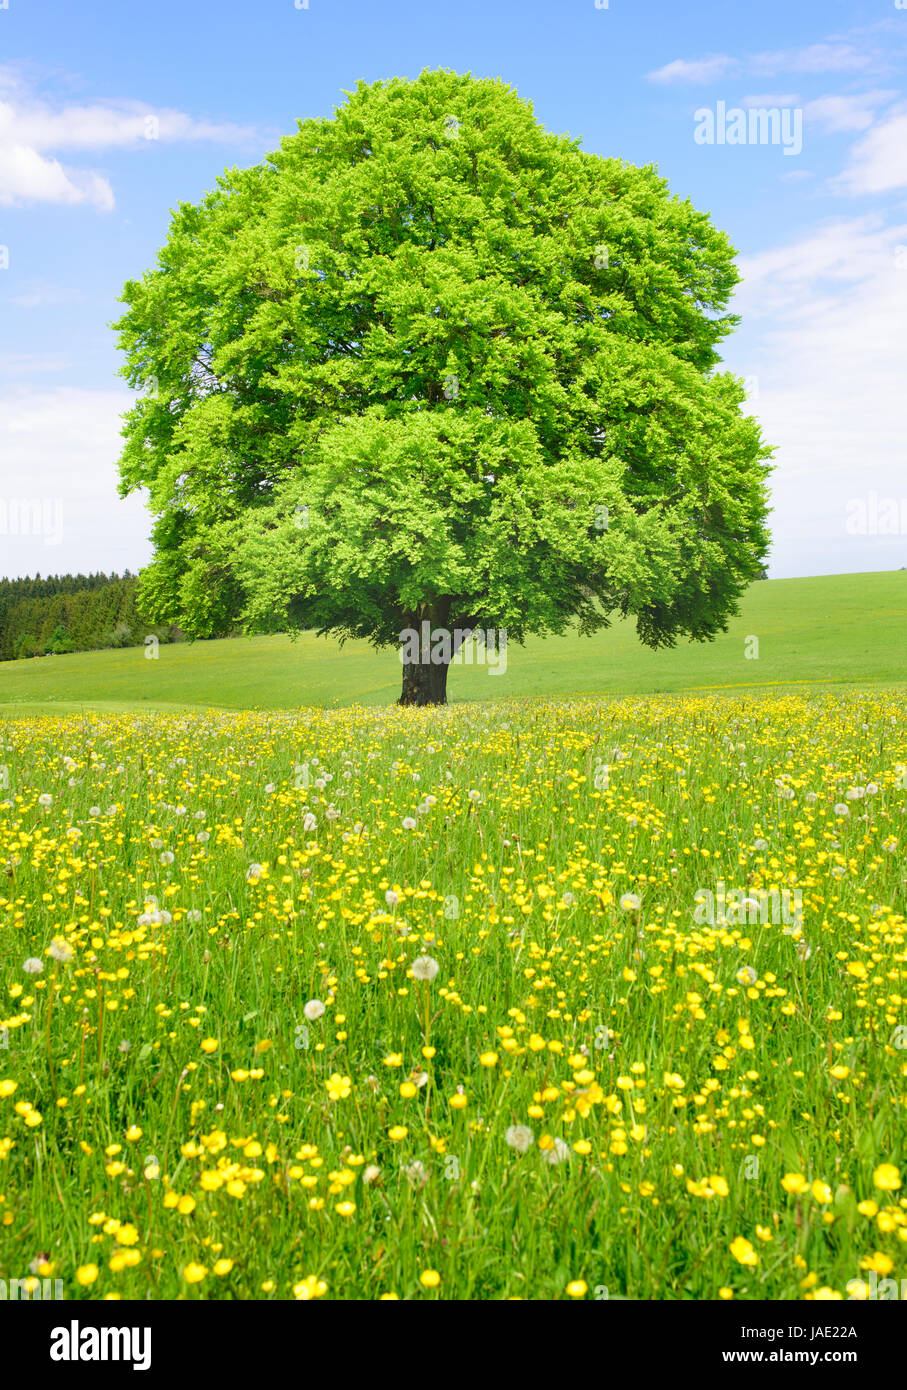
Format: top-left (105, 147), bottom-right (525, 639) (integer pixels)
top-left (1, 571), bottom-right (904, 715)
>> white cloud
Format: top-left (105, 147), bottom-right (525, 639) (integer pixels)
top-left (3, 283), bottom-right (84, 309)
top-left (0, 139), bottom-right (114, 210)
top-left (647, 55), bottom-right (737, 84)
top-left (740, 90), bottom-right (897, 134)
top-left (0, 352), bottom-right (72, 374)
top-left (726, 217), bottom-right (907, 577)
top-left (0, 385), bottom-right (152, 578)
top-left (741, 94), bottom-right (801, 109)
top-left (803, 90), bottom-right (898, 134)
top-left (0, 77), bottom-right (263, 210)
top-left (5, 99), bottom-right (258, 152)
top-left (649, 37), bottom-right (882, 89)
top-left (835, 108), bottom-right (907, 193)
top-left (751, 43), bottom-right (873, 76)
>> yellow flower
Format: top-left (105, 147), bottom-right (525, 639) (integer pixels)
top-left (335, 1201), bottom-right (356, 1217)
top-left (873, 1164), bottom-right (902, 1192)
top-left (811, 1180), bottom-right (833, 1204)
top-left (860, 1251), bottom-right (893, 1274)
top-left (182, 1262), bottom-right (207, 1283)
top-left (213, 1259), bottom-right (234, 1276)
top-left (729, 1237), bottom-right (758, 1267)
top-left (566, 1280), bottom-right (587, 1298)
top-left (325, 1073), bottom-right (352, 1101)
top-left (419, 1269), bottom-right (441, 1288)
top-left (449, 1093), bottom-right (467, 1109)
top-left (781, 1172), bottom-right (809, 1194)
top-left (200, 1038), bottom-right (219, 1054)
top-left (110, 1249), bottom-right (141, 1272)
top-left (76, 1264), bottom-right (99, 1286)
top-left (0, 1080), bottom-right (18, 1099)
top-left (114, 1223), bottom-right (139, 1246)
top-left (294, 1275), bottom-right (327, 1300)
top-left (479, 1052), bottom-right (499, 1067)
top-left (387, 1125), bottom-right (408, 1141)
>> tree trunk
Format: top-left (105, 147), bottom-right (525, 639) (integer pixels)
top-left (398, 602), bottom-right (451, 706)
top-left (399, 655), bottom-right (449, 706)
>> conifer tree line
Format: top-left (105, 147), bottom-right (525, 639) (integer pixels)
top-left (0, 573), bottom-right (182, 661)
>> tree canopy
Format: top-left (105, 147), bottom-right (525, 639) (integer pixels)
top-left (115, 68), bottom-right (771, 704)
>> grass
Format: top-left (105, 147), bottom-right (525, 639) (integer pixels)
top-left (0, 571), bottom-right (904, 715)
top-left (0, 690), bottom-right (904, 1300)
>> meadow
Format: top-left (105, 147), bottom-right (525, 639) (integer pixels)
top-left (0, 571), bottom-right (904, 717)
top-left (0, 688), bottom-right (905, 1300)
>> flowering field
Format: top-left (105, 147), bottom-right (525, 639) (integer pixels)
top-left (0, 692), bottom-right (904, 1301)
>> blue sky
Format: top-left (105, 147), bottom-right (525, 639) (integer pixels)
top-left (1, 0), bottom-right (906, 580)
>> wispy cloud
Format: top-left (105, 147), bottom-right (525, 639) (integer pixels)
top-left (739, 90), bottom-right (899, 134)
top-left (801, 91), bottom-right (898, 134)
top-left (647, 55), bottom-right (737, 84)
top-left (751, 43), bottom-right (873, 77)
top-left (0, 352), bottom-right (73, 374)
top-left (648, 37), bottom-right (882, 85)
top-left (834, 108), bottom-right (907, 194)
top-left (3, 284), bottom-right (85, 309)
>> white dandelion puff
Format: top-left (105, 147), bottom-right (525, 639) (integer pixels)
top-left (411, 955), bottom-right (439, 982)
top-left (504, 1125), bottom-right (534, 1153)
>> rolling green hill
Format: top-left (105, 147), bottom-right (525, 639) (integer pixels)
top-left (1, 571), bottom-right (904, 715)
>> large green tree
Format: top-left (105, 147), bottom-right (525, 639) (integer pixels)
top-left (115, 69), bottom-right (771, 705)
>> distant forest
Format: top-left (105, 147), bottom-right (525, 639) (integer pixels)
top-left (0, 573), bottom-right (181, 662)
